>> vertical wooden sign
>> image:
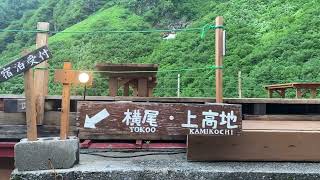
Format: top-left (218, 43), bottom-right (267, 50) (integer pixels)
top-left (22, 46), bottom-right (52, 141)
top-left (34, 22), bottom-right (49, 125)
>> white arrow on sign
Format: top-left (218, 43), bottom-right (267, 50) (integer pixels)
top-left (84, 108), bottom-right (110, 129)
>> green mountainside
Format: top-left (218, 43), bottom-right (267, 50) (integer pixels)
top-left (1, 0), bottom-right (320, 98)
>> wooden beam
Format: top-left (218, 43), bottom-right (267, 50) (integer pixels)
top-left (215, 16), bottom-right (223, 103)
top-left (265, 83), bottom-right (295, 89)
top-left (244, 115), bottom-right (320, 121)
top-left (33, 22), bottom-right (49, 125)
top-left (22, 49), bottom-right (37, 141)
top-left (0, 111), bottom-right (76, 125)
top-left (24, 69), bottom-right (37, 141)
top-left (243, 120), bottom-right (320, 131)
top-left (79, 131), bottom-right (185, 140)
top-left (60, 62), bottom-right (72, 140)
top-left (0, 125), bottom-right (77, 139)
top-left (187, 131), bottom-right (320, 161)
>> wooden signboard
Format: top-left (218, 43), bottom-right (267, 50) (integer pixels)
top-left (0, 46), bottom-right (52, 83)
top-left (77, 101), bottom-right (242, 138)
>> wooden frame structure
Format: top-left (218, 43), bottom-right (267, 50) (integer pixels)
top-left (265, 82), bottom-right (320, 98)
top-left (96, 63), bottom-right (158, 97)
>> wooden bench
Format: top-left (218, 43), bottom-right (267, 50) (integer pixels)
top-left (265, 83), bottom-right (320, 98)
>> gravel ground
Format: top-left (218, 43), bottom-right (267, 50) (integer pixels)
top-left (11, 151), bottom-right (320, 180)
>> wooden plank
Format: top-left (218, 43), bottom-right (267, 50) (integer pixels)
top-left (187, 131), bottom-right (320, 161)
top-left (224, 98), bottom-right (320, 104)
top-left (243, 120), bottom-right (320, 131)
top-left (0, 111), bottom-right (76, 126)
top-left (80, 120), bottom-right (320, 140)
top-left (265, 83), bottom-right (294, 89)
top-left (24, 68), bottom-right (37, 141)
top-left (77, 101), bottom-right (242, 138)
top-left (292, 82), bottom-right (320, 87)
top-left (60, 83), bottom-right (71, 139)
top-left (244, 115), bottom-right (320, 121)
top-left (44, 111), bottom-right (76, 126)
top-left (79, 132), bottom-right (185, 140)
top-left (34, 22), bottom-right (49, 125)
top-left (215, 16), bottom-right (223, 103)
top-left (96, 63), bottom-right (158, 71)
top-left (96, 63), bottom-right (158, 79)
top-left (0, 125), bottom-right (77, 139)
top-left (1, 99), bottom-right (64, 112)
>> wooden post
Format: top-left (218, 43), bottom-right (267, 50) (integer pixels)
top-left (296, 88), bottom-right (302, 98)
top-left (60, 62), bottom-right (72, 140)
top-left (311, 88), bottom-right (317, 98)
top-left (138, 78), bottom-right (148, 97)
top-left (148, 87), bottom-right (153, 97)
top-left (215, 16), bottom-right (224, 103)
top-left (279, 89), bottom-right (286, 98)
top-left (23, 50), bottom-right (37, 141)
top-left (130, 80), bottom-right (138, 96)
top-left (238, 71), bottom-right (242, 98)
top-left (268, 89), bottom-right (273, 98)
top-left (109, 78), bottom-right (118, 96)
top-left (123, 83), bottom-right (129, 96)
top-left (34, 22), bottom-right (49, 125)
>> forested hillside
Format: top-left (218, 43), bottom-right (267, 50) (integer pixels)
top-left (1, 0), bottom-right (320, 98)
